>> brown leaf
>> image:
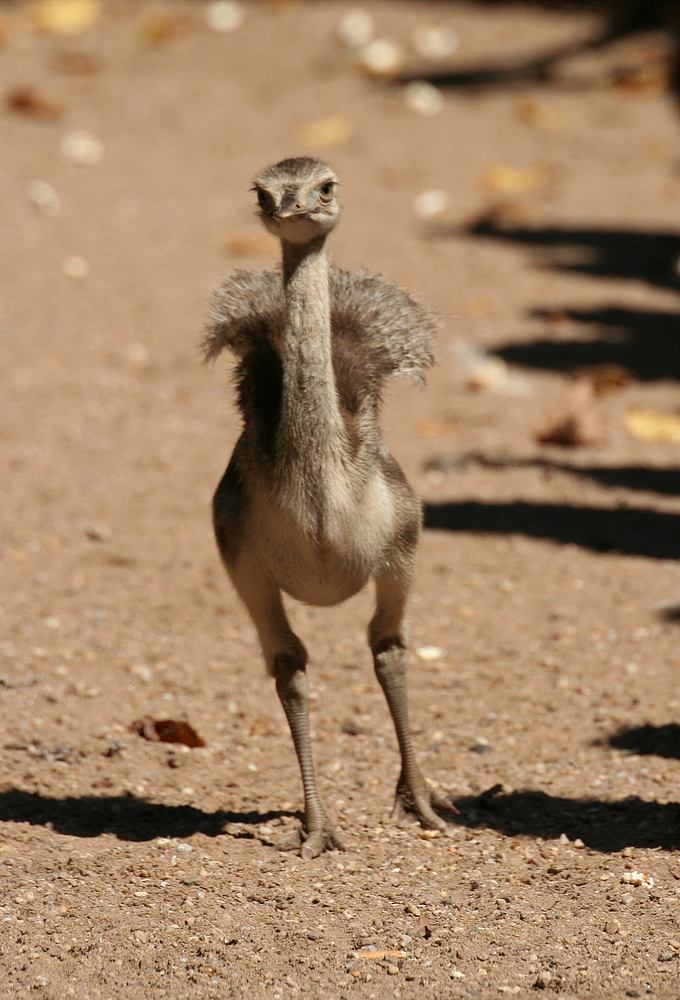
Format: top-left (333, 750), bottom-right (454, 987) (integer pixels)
top-left (131, 716), bottom-right (205, 748)
top-left (6, 87), bottom-right (63, 119)
top-left (536, 378), bottom-right (607, 447)
top-left (575, 363), bottom-right (630, 395)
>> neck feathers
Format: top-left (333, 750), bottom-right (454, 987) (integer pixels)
top-left (277, 237), bottom-right (347, 508)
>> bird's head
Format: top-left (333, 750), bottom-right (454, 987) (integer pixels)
top-left (252, 157), bottom-right (340, 244)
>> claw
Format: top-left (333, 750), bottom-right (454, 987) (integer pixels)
top-left (391, 779), bottom-right (456, 831)
top-left (277, 823), bottom-right (345, 859)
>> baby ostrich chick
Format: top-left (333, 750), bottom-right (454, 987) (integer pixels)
top-left (204, 157), bottom-right (451, 858)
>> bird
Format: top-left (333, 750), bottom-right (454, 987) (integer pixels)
top-left (204, 156), bottom-right (451, 858)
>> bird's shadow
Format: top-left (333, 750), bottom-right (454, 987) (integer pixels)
top-left (0, 786), bottom-right (678, 853)
top-left (449, 786), bottom-right (680, 851)
top-left (608, 723), bottom-right (680, 760)
top-left (424, 500), bottom-right (680, 559)
top-left (0, 789), bottom-right (299, 843)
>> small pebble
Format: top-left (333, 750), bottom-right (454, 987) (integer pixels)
top-left (206, 1), bottom-right (244, 33)
top-left (415, 645), bottom-right (445, 661)
top-left (535, 970), bottom-right (551, 989)
top-left (413, 189), bottom-right (448, 220)
top-left (659, 951), bottom-right (674, 962)
top-left (358, 39), bottom-right (403, 78)
top-left (621, 871), bottom-right (654, 887)
top-left (412, 24), bottom-right (459, 60)
top-left (62, 255), bottom-right (89, 278)
top-left (386, 964), bottom-right (399, 975)
top-left (61, 130), bottom-right (103, 165)
top-left (337, 8), bottom-right (374, 49)
top-left (404, 80), bottom-right (443, 116)
top-left (26, 180), bottom-right (61, 216)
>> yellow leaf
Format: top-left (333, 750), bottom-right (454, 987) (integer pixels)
top-left (30, 0), bottom-right (102, 36)
top-left (624, 408), bottom-right (680, 443)
top-left (299, 114), bottom-right (353, 149)
top-left (482, 163), bottom-right (554, 194)
top-left (516, 100), bottom-right (567, 131)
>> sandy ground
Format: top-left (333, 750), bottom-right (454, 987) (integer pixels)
top-left (2, 1), bottom-right (680, 998)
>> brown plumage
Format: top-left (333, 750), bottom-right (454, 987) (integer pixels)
top-left (205, 157), bottom-right (453, 859)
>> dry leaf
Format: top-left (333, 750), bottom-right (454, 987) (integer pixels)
top-left (482, 163), bottom-right (554, 195)
top-left (536, 378), bottom-right (607, 447)
top-left (624, 408), bottom-right (680, 444)
top-left (30, 0), bottom-right (102, 36)
top-left (575, 363), bottom-right (630, 395)
top-left (357, 950), bottom-right (405, 961)
top-left (612, 64), bottom-right (668, 97)
top-left (516, 99), bottom-right (567, 131)
top-left (6, 87), bottom-right (63, 118)
top-left (131, 717), bottom-right (206, 748)
top-left (299, 114), bottom-right (353, 149)
top-left (138, 7), bottom-right (189, 44)
top-left (224, 231), bottom-right (278, 256)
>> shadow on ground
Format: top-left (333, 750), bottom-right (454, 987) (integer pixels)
top-left (0, 790), bottom-right (298, 842)
top-left (0, 786), bottom-right (678, 852)
top-left (424, 500), bottom-right (680, 558)
top-left (402, 1), bottom-right (680, 106)
top-left (608, 723), bottom-right (680, 759)
top-left (451, 787), bottom-right (680, 851)
top-left (443, 221), bottom-right (680, 382)
top-left (426, 453), bottom-right (680, 497)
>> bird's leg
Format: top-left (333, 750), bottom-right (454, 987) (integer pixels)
top-left (273, 653), bottom-right (345, 859)
top-left (370, 566), bottom-right (452, 830)
top-left (228, 559), bottom-right (344, 859)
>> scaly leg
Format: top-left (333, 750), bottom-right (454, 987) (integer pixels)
top-left (369, 561), bottom-right (452, 830)
top-left (229, 558), bottom-right (344, 859)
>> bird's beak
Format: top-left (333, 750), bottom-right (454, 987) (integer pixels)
top-left (274, 190), bottom-right (303, 219)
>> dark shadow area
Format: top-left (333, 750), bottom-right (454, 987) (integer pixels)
top-left (438, 221), bottom-right (680, 381)
top-left (400, 1), bottom-right (680, 106)
top-left (465, 222), bottom-right (680, 293)
top-left (425, 452), bottom-right (680, 496)
top-left (450, 787), bottom-right (680, 852)
top-left (608, 723), bottom-right (680, 759)
top-left (0, 789), bottom-right (298, 842)
top-left (499, 306), bottom-right (680, 382)
top-left (424, 500), bottom-right (680, 558)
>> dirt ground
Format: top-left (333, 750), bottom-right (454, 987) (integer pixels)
top-left (2, 1), bottom-right (680, 998)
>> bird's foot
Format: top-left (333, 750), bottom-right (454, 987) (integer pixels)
top-left (276, 822), bottom-right (346, 860)
top-left (391, 778), bottom-right (459, 831)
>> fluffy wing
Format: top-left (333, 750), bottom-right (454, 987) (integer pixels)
top-left (202, 269), bottom-right (284, 361)
top-left (330, 269), bottom-right (437, 387)
top-left (203, 266), bottom-right (437, 386)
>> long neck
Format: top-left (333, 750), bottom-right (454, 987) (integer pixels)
top-left (277, 236), bottom-right (345, 479)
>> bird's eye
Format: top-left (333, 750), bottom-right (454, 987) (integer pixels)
top-left (256, 189), bottom-right (268, 209)
top-left (318, 181), bottom-right (334, 202)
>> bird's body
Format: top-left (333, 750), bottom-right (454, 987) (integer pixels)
top-left (206, 157), bottom-right (451, 857)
